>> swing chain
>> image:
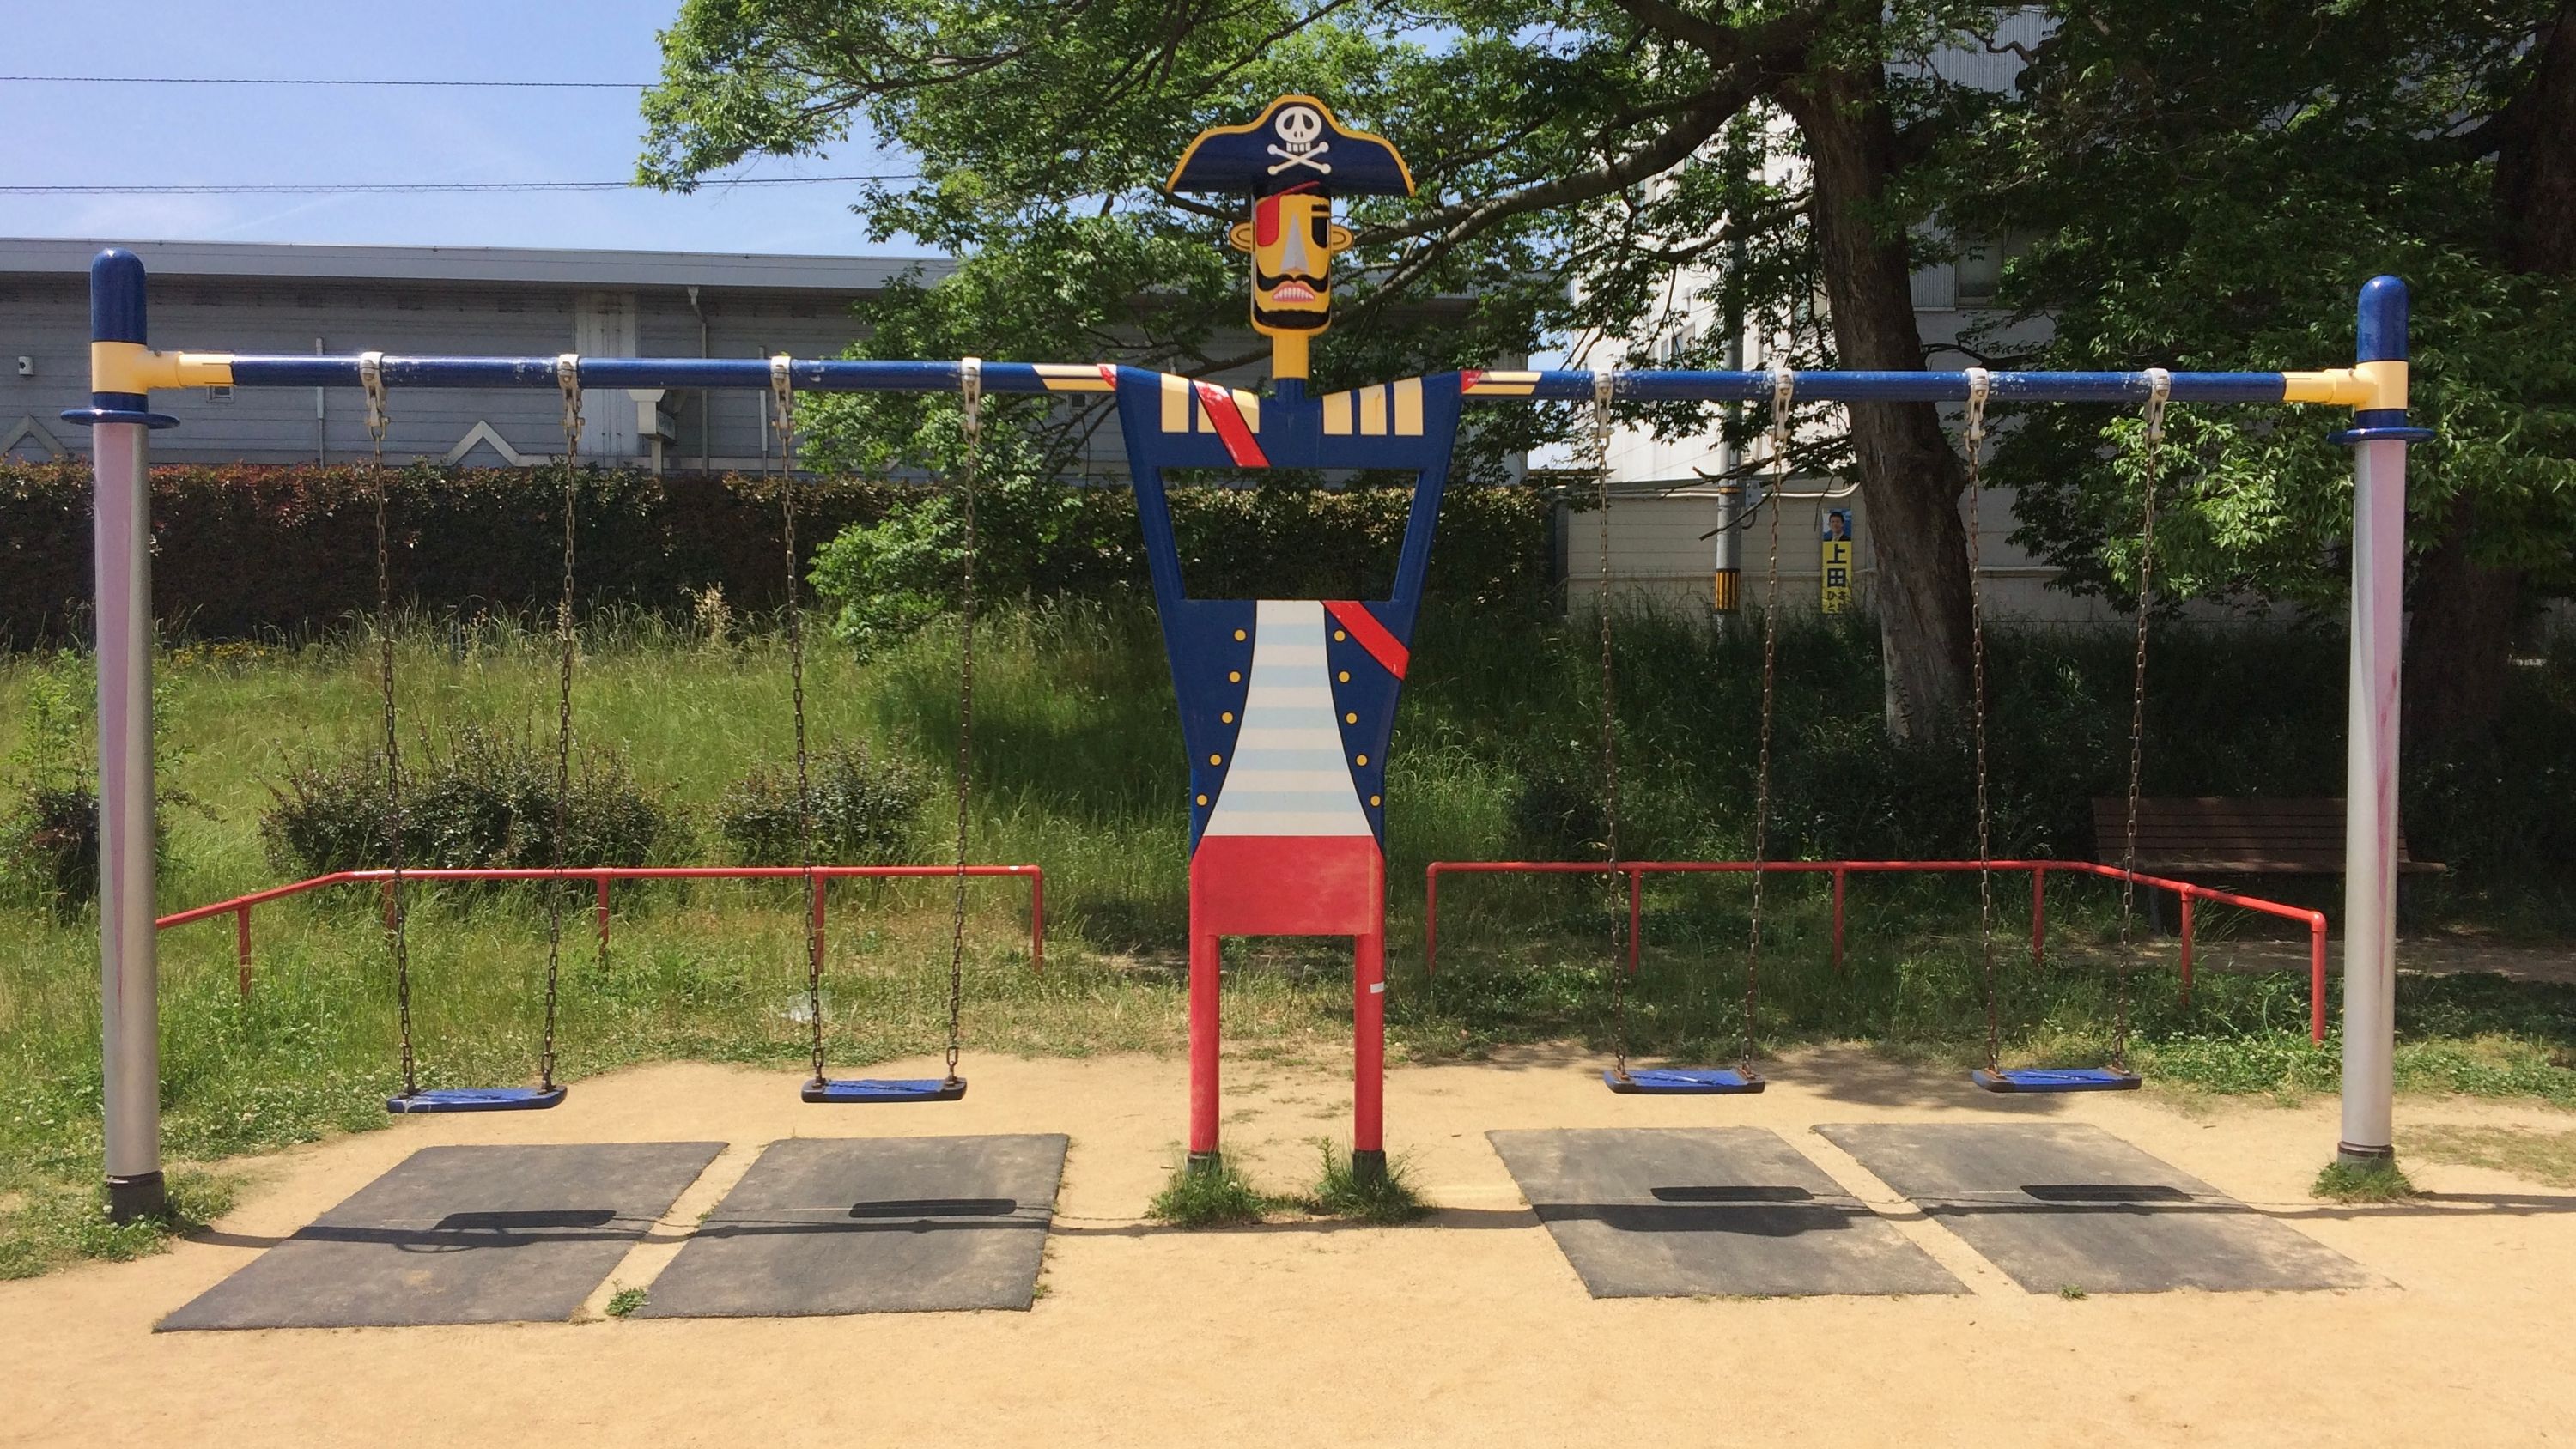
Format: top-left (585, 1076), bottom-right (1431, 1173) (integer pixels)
top-left (2115, 368), bottom-right (2171, 1070)
top-left (945, 358), bottom-right (982, 1083)
top-left (1742, 364), bottom-right (1794, 1073)
top-left (539, 355), bottom-right (581, 1092)
top-left (363, 354), bottom-right (416, 1100)
top-left (1589, 367), bottom-right (1630, 1079)
top-left (1962, 367), bottom-right (2001, 1074)
top-left (764, 357), bottom-right (829, 1088)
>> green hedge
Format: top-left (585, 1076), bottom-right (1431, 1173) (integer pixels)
top-left (0, 463), bottom-right (1554, 646)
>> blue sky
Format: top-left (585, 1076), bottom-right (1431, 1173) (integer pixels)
top-left (3, 0), bottom-right (914, 255)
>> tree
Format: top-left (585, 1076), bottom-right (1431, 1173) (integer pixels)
top-left (639, 0), bottom-right (2026, 740)
top-left (1942, 1), bottom-right (2576, 745)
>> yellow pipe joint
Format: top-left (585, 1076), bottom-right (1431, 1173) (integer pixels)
top-left (2281, 359), bottom-right (2405, 411)
top-left (91, 341), bottom-right (235, 394)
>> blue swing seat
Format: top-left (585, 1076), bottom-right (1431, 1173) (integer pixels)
top-left (1605, 1067), bottom-right (1766, 1095)
top-left (1971, 1066), bottom-right (2141, 1094)
top-left (803, 1076), bottom-right (969, 1104)
top-left (386, 1085), bottom-right (568, 1114)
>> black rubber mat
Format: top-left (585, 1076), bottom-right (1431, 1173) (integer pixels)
top-left (634, 1135), bottom-right (1068, 1318)
top-left (1817, 1122), bottom-right (2379, 1294)
top-left (1487, 1128), bottom-right (1964, 1299)
top-left (159, 1142), bottom-right (722, 1330)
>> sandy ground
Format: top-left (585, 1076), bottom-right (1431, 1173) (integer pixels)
top-left (9, 1046), bottom-right (2576, 1449)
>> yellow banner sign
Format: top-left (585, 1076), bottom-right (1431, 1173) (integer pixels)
top-left (1820, 506), bottom-right (1856, 612)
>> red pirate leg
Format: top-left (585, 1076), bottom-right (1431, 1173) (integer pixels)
top-left (1353, 925), bottom-right (1387, 1179)
top-left (1188, 931), bottom-right (1222, 1165)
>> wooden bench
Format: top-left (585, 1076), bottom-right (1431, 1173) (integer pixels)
top-left (2090, 797), bottom-right (2443, 878)
top-left (2090, 797), bottom-right (2443, 928)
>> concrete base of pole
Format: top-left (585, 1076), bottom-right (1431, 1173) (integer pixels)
top-left (1185, 1150), bottom-right (1224, 1176)
top-left (2336, 1143), bottom-right (2398, 1166)
top-left (106, 1171), bottom-right (166, 1223)
top-left (1350, 1149), bottom-right (1388, 1185)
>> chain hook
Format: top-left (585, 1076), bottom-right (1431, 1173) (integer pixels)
top-left (1964, 367), bottom-right (1990, 455)
top-left (769, 354), bottom-right (794, 466)
top-left (2143, 366), bottom-right (2171, 451)
top-left (1768, 363), bottom-right (1795, 453)
top-left (556, 354), bottom-right (582, 440)
top-left (359, 350), bottom-right (389, 441)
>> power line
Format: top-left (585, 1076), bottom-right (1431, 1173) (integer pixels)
top-left (0, 75), bottom-right (652, 88)
top-left (0, 175), bottom-right (914, 195)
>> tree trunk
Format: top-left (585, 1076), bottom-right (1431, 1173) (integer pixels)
top-left (2404, 4), bottom-right (2576, 743)
top-left (2406, 495), bottom-right (2522, 743)
top-left (1781, 66), bottom-right (1974, 741)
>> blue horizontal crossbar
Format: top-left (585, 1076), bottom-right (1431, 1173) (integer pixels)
top-left (386, 1085), bottom-right (568, 1113)
top-left (802, 1076), bottom-right (969, 1104)
top-left (1604, 1067), bottom-right (1766, 1095)
top-left (1970, 1067), bottom-right (2142, 1094)
top-left (211, 355), bottom-right (2293, 406)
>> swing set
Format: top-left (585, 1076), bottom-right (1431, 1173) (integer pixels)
top-left (73, 94), bottom-right (2424, 1221)
top-left (1581, 358), bottom-right (2172, 1095)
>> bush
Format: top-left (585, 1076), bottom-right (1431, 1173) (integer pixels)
top-left (0, 463), bottom-right (906, 649)
top-left (261, 725), bottom-right (693, 875)
top-left (3, 784), bottom-right (98, 915)
top-left (807, 472), bottom-right (1554, 653)
top-left (717, 743), bottom-right (933, 865)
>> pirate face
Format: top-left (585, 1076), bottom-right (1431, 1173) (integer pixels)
top-left (1229, 185), bottom-right (1353, 335)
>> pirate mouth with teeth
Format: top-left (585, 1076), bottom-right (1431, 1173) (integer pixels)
top-left (1230, 181), bottom-right (1353, 337)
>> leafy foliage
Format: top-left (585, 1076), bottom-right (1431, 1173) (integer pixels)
top-left (260, 726), bottom-right (695, 876)
top-left (1929, 1), bottom-right (2576, 609)
top-left (635, 1), bottom-right (2014, 482)
top-left (717, 743), bottom-right (933, 866)
top-left (807, 475), bottom-right (1553, 651)
top-left (0, 649), bottom-right (194, 912)
top-left (0, 463), bottom-right (907, 648)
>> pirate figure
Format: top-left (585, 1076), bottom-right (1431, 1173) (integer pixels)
top-left (1027, 95), bottom-right (1531, 1176)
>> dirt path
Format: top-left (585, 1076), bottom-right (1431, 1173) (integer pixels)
top-left (9, 1046), bottom-right (2576, 1448)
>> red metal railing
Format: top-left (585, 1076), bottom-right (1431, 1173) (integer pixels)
top-left (1424, 858), bottom-right (2329, 1043)
top-left (157, 864), bottom-right (1045, 998)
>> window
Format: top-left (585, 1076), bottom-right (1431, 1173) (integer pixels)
top-left (1954, 231), bottom-right (2035, 307)
top-left (205, 385), bottom-right (234, 403)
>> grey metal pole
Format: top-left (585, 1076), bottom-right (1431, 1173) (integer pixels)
top-left (64, 248), bottom-right (177, 1222)
top-left (2336, 276), bottom-right (2426, 1167)
top-left (94, 419), bottom-right (162, 1219)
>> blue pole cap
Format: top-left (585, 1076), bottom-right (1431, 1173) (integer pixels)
top-left (2333, 276), bottom-right (2433, 443)
top-left (90, 248), bottom-right (149, 345)
top-left (2355, 276), bottom-right (2408, 364)
top-left (64, 248), bottom-right (179, 427)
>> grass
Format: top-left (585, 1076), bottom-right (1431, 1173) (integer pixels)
top-left (1147, 1155), bottom-right (1288, 1228)
top-left (1, 603), bottom-right (2572, 1276)
top-left (604, 1286), bottom-right (648, 1318)
top-left (0, 1171), bottom-right (235, 1281)
top-left (2407, 1124), bottom-right (2576, 1188)
top-left (2312, 1157), bottom-right (2418, 1203)
top-left (1304, 1142), bottom-right (1427, 1224)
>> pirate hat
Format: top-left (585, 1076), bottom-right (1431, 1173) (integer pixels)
top-left (1166, 94), bottom-right (1415, 198)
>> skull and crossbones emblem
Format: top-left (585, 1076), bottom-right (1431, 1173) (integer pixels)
top-left (1267, 105), bottom-right (1332, 175)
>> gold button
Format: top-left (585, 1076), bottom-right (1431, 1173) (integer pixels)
top-left (1209, 754), bottom-right (1223, 766)
top-left (1228, 670), bottom-right (1242, 682)
top-left (1334, 629), bottom-right (1347, 641)
top-left (1196, 794), bottom-right (1208, 806)
top-left (1355, 754), bottom-right (1368, 766)
top-left (1234, 628), bottom-right (1247, 640)
top-left (1345, 712), bottom-right (1358, 724)
top-left (1221, 712), bottom-right (1235, 724)
top-left (1338, 670), bottom-right (1351, 682)
top-left (1370, 795), bottom-right (1382, 806)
